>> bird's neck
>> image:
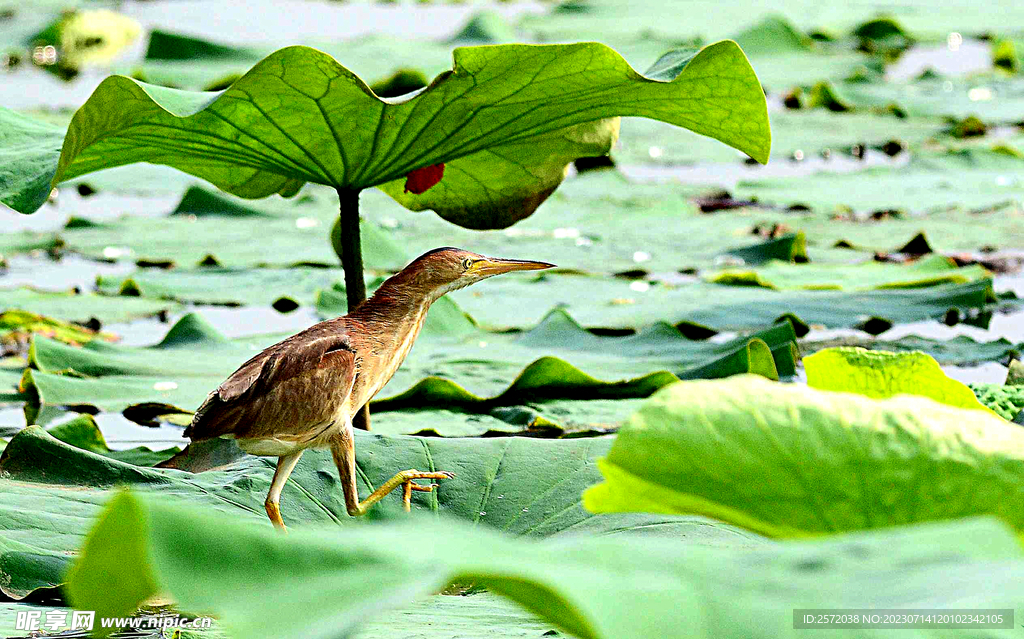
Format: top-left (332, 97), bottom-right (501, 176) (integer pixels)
top-left (346, 279), bottom-right (436, 400)
top-left (349, 276), bottom-right (437, 335)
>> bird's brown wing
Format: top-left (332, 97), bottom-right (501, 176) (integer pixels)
top-left (186, 321), bottom-right (358, 443)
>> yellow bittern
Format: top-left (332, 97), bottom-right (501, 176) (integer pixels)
top-left (184, 247), bottom-right (554, 529)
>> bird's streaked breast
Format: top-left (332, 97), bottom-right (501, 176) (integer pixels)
top-left (350, 303), bottom-right (430, 410)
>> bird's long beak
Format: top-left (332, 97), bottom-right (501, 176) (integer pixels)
top-left (474, 256), bottom-right (556, 275)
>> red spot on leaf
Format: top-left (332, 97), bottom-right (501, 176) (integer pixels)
top-left (404, 163), bottom-right (445, 194)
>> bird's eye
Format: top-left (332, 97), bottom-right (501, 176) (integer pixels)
top-left (462, 258), bottom-right (474, 270)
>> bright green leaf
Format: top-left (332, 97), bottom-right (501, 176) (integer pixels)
top-left (585, 375), bottom-right (1024, 538)
top-left (804, 346), bottom-right (999, 416)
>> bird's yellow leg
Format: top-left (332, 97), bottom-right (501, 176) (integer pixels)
top-left (330, 424), bottom-right (454, 516)
top-left (265, 450), bottom-right (304, 532)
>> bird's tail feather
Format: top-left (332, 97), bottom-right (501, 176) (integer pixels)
top-left (155, 438), bottom-right (247, 473)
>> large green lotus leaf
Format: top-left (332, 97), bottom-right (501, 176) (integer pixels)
top-left (0, 287), bottom-right (178, 324)
top-left (0, 108), bottom-right (65, 214)
top-left (49, 186), bottom-right (408, 269)
top-left (709, 253), bottom-right (989, 291)
top-left (377, 117), bottom-right (622, 229)
top-left (801, 334), bottom-right (1024, 367)
top-left (21, 308), bottom-right (797, 429)
top-left (803, 347), bottom-right (999, 416)
top-left (584, 375), bottom-right (1024, 538)
top-left (448, 272), bottom-right (996, 331)
top-left (0, 426), bottom-right (761, 599)
top-left (70, 491), bottom-right (1024, 639)
top-left (736, 149), bottom-right (1024, 215)
top-left (6, 42), bottom-right (770, 233)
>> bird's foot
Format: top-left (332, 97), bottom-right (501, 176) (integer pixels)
top-left (401, 471), bottom-right (455, 511)
top-left (350, 469), bottom-right (455, 515)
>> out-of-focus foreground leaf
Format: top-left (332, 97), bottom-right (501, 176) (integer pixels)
top-left (585, 375), bottom-right (1024, 537)
top-left (70, 492), bottom-right (1024, 639)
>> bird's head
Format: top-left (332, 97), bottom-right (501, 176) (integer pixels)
top-left (397, 247), bottom-right (555, 300)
